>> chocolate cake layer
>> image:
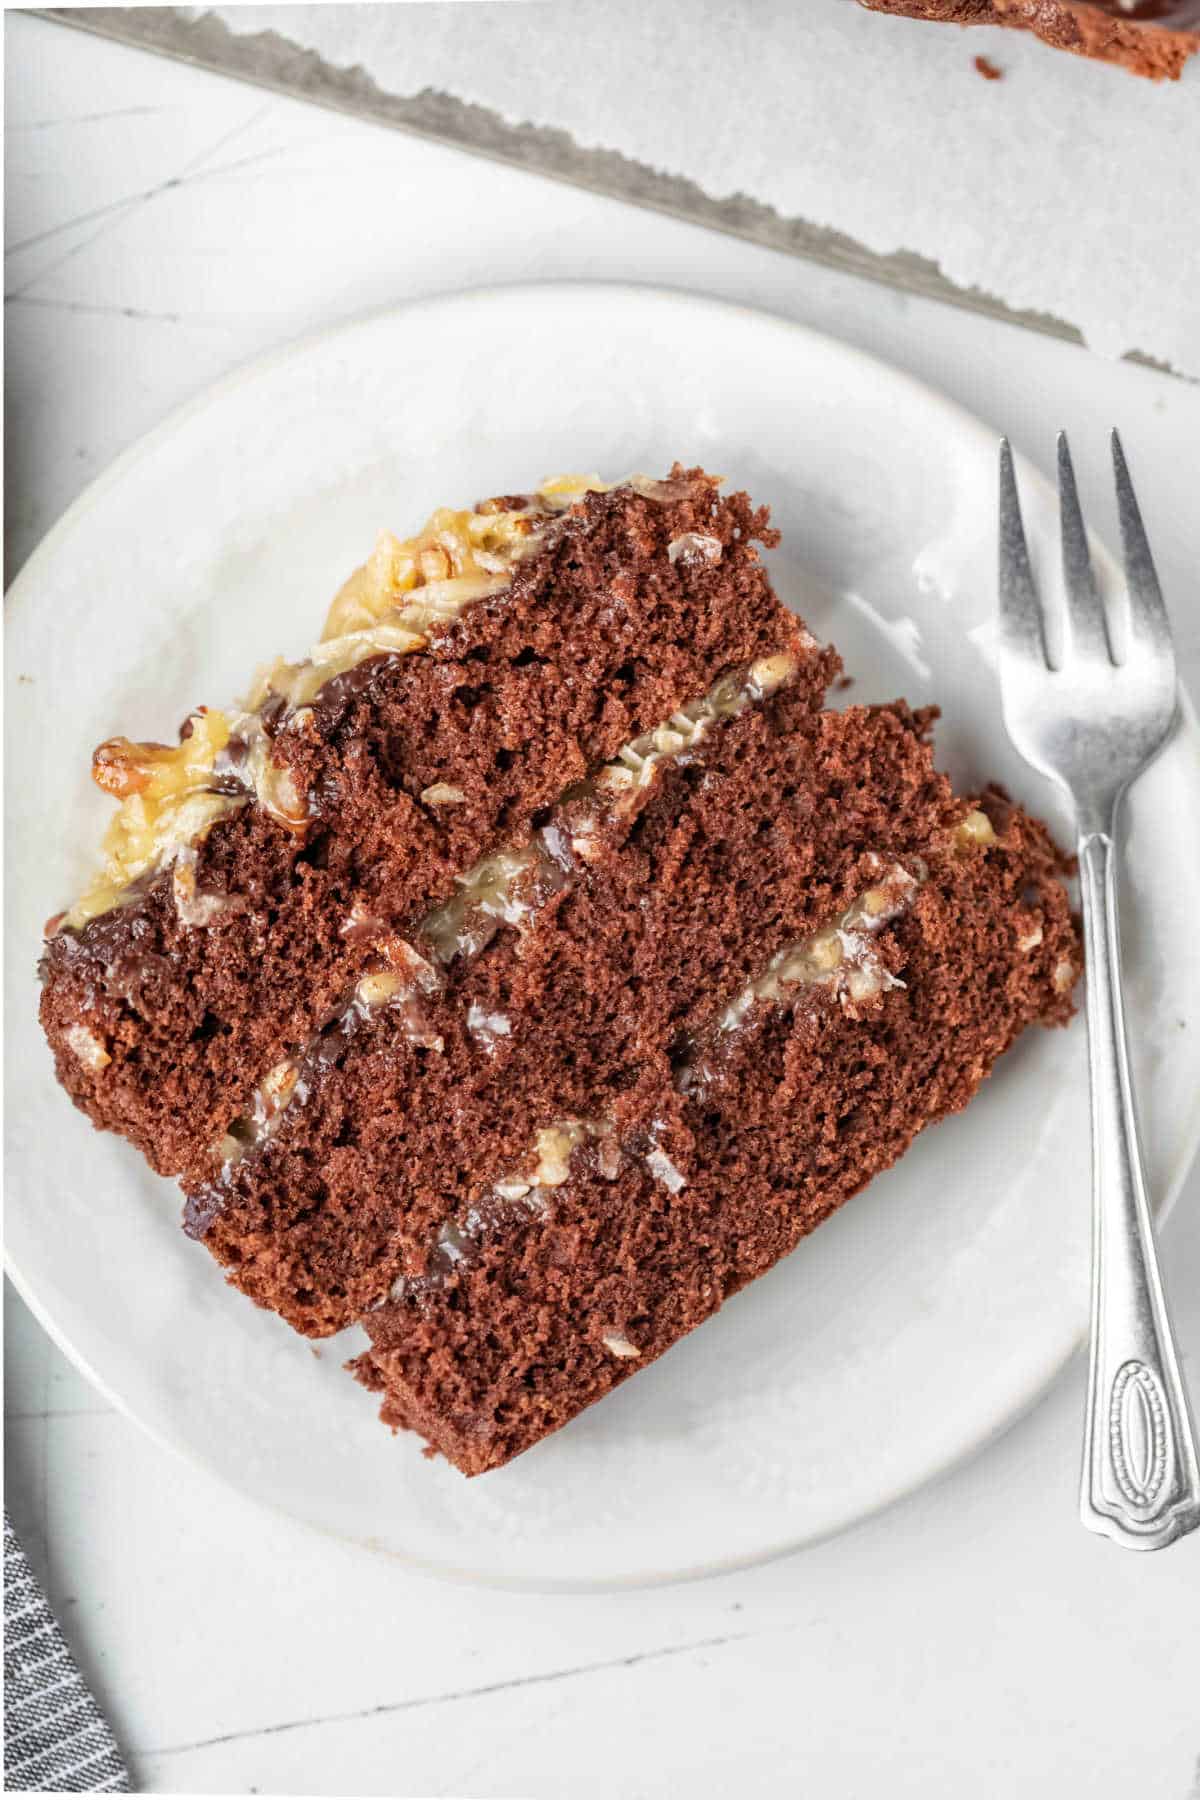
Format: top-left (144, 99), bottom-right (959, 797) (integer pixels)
top-left (182, 693), bottom-right (975, 1337)
top-left (40, 473), bottom-right (832, 1180)
top-left (354, 796), bottom-right (1079, 1476)
top-left (858, 0), bottom-right (1200, 76)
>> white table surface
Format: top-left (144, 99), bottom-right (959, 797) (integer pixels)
top-left (5, 14), bottom-right (1200, 1797)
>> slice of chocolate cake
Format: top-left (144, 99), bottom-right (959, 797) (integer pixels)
top-left (858, 0), bottom-right (1200, 77)
top-left (39, 464), bottom-right (1082, 1476)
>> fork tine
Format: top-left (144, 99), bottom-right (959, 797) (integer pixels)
top-left (1112, 430), bottom-right (1175, 670)
top-left (1057, 433), bottom-right (1113, 665)
top-left (998, 439), bottom-right (1048, 668)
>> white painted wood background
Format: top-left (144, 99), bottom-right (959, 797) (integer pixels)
top-left (5, 14), bottom-right (1200, 1796)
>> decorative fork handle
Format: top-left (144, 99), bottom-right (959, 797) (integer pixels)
top-left (1077, 824), bottom-right (1200, 1550)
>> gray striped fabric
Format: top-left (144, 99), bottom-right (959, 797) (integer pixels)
top-left (4, 1515), bottom-right (130, 1793)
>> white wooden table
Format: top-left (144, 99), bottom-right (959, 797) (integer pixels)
top-left (6, 15), bottom-right (1200, 1796)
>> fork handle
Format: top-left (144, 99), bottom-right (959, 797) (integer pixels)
top-left (1077, 825), bottom-right (1200, 1550)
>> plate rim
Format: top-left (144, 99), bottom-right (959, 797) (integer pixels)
top-left (7, 278), bottom-right (1200, 1588)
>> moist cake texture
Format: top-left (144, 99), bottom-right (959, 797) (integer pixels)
top-left (39, 466), bottom-right (1082, 1475)
top-left (858, 0), bottom-right (1200, 76)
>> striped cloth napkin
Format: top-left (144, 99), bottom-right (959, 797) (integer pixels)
top-left (4, 1516), bottom-right (130, 1793)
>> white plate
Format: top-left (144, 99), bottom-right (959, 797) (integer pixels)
top-left (7, 284), bottom-right (1200, 1589)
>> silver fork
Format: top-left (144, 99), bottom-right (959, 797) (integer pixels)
top-left (998, 431), bottom-right (1200, 1551)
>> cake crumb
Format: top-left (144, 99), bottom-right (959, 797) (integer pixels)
top-left (974, 55), bottom-right (1003, 80)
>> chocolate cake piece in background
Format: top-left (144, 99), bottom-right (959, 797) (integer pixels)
top-left (858, 0), bottom-right (1200, 77)
top-left (40, 471), bottom-right (831, 1183)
